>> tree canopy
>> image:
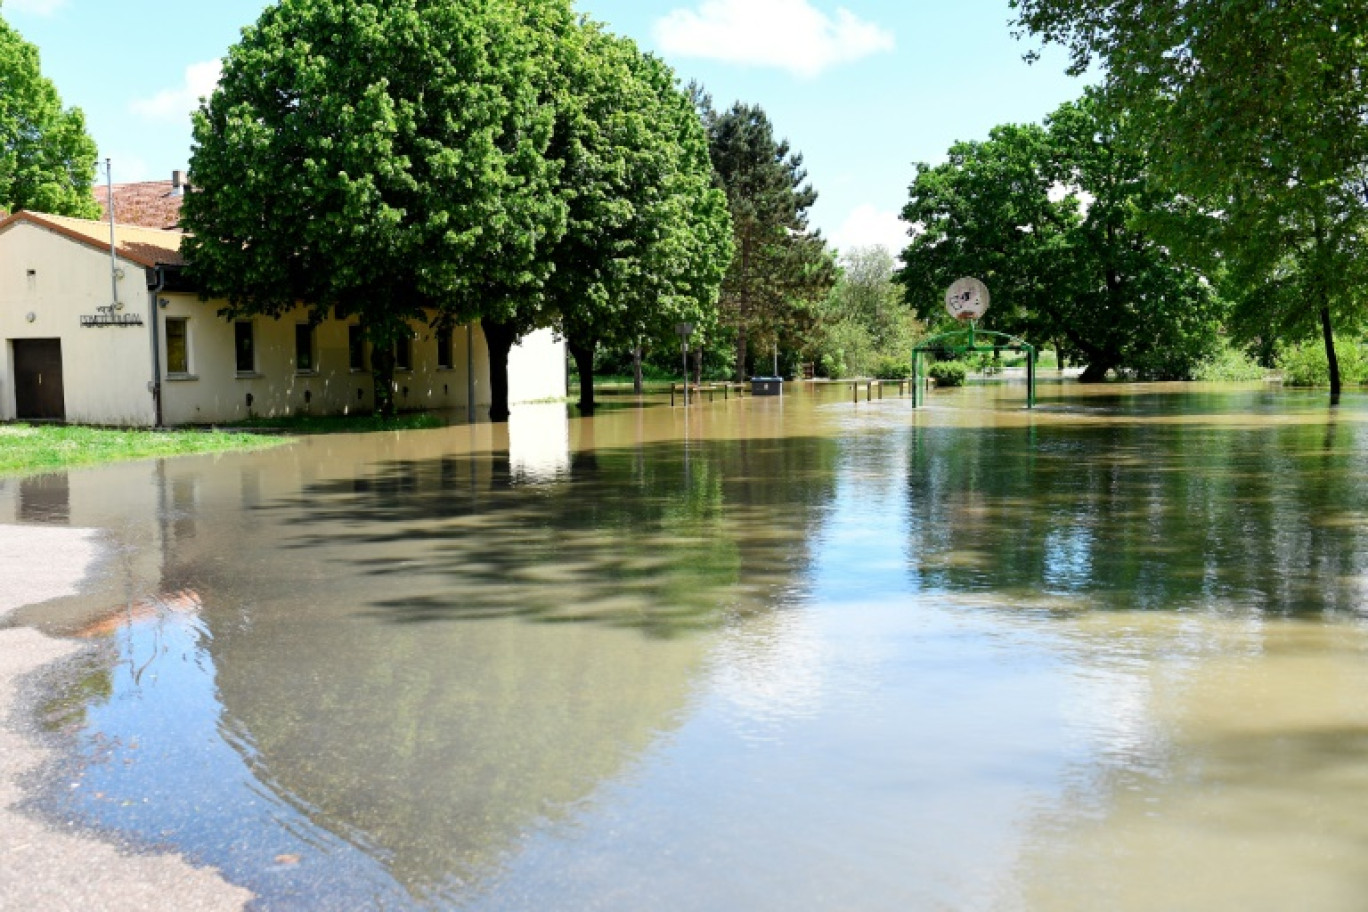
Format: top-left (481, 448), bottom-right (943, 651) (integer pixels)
top-left (1011, 0), bottom-right (1368, 398)
top-left (700, 99), bottom-right (835, 382)
top-left (0, 9), bottom-right (98, 218)
top-left (182, 0), bottom-right (571, 417)
top-left (808, 246), bottom-right (919, 379)
top-left (547, 25), bottom-right (732, 415)
top-left (899, 95), bottom-right (1221, 380)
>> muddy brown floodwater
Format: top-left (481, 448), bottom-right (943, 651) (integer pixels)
top-left (6, 379), bottom-right (1368, 910)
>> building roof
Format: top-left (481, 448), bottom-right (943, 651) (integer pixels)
top-left (93, 179), bottom-right (185, 230)
top-left (0, 210), bottom-right (185, 268)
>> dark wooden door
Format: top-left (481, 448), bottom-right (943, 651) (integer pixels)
top-left (13, 339), bottom-right (66, 420)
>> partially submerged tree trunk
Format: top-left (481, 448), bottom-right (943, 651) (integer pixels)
top-left (482, 316), bottom-right (518, 423)
top-left (1320, 304), bottom-right (1341, 406)
top-left (693, 348), bottom-right (703, 386)
top-left (1078, 360), bottom-right (1116, 383)
top-left (569, 336), bottom-right (598, 416)
top-left (632, 346), bottom-right (644, 395)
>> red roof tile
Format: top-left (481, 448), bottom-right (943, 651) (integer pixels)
top-left (93, 180), bottom-right (185, 230)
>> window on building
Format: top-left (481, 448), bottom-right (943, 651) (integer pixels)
top-left (395, 333), bottom-right (412, 371)
top-left (235, 321), bottom-right (255, 373)
top-left (166, 318), bottom-right (189, 374)
top-left (295, 324), bottom-right (315, 372)
top-left (437, 326), bottom-right (454, 369)
top-left (348, 324), bottom-right (366, 371)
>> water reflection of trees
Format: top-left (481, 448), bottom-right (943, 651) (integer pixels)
top-left (907, 420), bottom-right (1368, 615)
top-left (171, 434), bottom-right (842, 902)
top-left (262, 434), bottom-right (842, 636)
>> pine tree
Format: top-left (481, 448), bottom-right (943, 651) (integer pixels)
top-left (702, 101), bottom-right (834, 381)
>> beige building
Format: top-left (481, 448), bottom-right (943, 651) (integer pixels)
top-left (0, 210), bottom-right (566, 426)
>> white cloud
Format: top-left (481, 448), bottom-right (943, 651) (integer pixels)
top-left (829, 204), bottom-right (912, 257)
top-left (130, 60), bottom-right (222, 121)
top-left (654, 0), bottom-right (894, 78)
top-left (6, 0), bottom-right (67, 15)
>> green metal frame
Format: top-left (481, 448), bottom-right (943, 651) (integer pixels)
top-left (912, 326), bottom-right (1036, 409)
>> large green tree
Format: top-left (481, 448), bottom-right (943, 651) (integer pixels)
top-left (1011, 0), bottom-right (1368, 400)
top-left (809, 246), bottom-right (920, 378)
top-left (899, 96), bottom-right (1221, 380)
top-left (0, 7), bottom-right (98, 218)
top-left (182, 0), bottom-right (569, 418)
top-left (548, 24), bottom-right (732, 416)
top-left (701, 100), bottom-right (835, 382)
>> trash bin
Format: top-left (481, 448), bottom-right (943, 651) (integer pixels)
top-left (750, 376), bottom-right (782, 396)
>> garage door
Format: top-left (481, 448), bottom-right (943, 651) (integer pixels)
top-left (13, 339), bottom-right (66, 420)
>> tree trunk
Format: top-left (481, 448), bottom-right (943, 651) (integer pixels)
top-left (569, 336), bottom-right (598, 417)
top-left (1320, 304), bottom-right (1341, 406)
top-left (1078, 359), bottom-right (1115, 383)
top-left (481, 316), bottom-right (518, 423)
top-left (693, 348), bottom-right (703, 386)
top-left (632, 347), bottom-right (643, 395)
top-left (371, 345), bottom-right (397, 418)
top-left (734, 327), bottom-right (748, 384)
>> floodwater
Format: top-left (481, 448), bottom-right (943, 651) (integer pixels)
top-left (7, 379), bottom-right (1368, 910)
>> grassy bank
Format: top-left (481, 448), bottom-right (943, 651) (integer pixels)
top-left (227, 412), bottom-right (447, 434)
top-left (0, 424), bottom-right (289, 477)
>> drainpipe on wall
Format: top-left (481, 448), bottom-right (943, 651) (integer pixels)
top-left (147, 266), bottom-right (165, 428)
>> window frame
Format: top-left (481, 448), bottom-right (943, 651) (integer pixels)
top-left (165, 317), bottom-right (191, 376)
top-left (295, 323), bottom-right (317, 374)
top-left (234, 320), bottom-right (256, 375)
top-left (436, 326), bottom-right (454, 370)
top-left (348, 324), bottom-right (367, 372)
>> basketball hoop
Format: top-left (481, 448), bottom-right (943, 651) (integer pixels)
top-left (944, 278), bottom-right (990, 323)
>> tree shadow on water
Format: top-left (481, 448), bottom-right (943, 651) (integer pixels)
top-left (261, 435), bottom-right (844, 637)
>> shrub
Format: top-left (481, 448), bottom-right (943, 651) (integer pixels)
top-left (928, 360), bottom-right (967, 387)
top-left (1279, 338), bottom-right (1368, 387)
top-left (1192, 342), bottom-right (1266, 382)
top-left (873, 355), bottom-right (911, 380)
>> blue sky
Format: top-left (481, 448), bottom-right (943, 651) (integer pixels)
top-left (5, 0), bottom-right (1089, 254)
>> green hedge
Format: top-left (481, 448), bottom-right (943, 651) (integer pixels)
top-left (928, 361), bottom-right (967, 387)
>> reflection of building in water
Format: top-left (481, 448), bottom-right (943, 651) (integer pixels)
top-left (19, 472), bottom-right (69, 525)
top-left (170, 476), bottom-right (198, 541)
top-left (508, 403), bottom-right (571, 483)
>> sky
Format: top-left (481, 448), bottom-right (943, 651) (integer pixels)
top-left (4, 0), bottom-right (1090, 256)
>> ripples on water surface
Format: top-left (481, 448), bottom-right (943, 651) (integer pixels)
top-left (8, 380), bottom-right (1368, 910)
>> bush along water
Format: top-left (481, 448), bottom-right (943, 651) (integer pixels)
top-left (873, 356), bottom-right (912, 380)
top-left (1279, 338), bottom-right (1368, 387)
top-left (928, 360), bottom-right (968, 387)
top-left (1192, 341), bottom-right (1267, 382)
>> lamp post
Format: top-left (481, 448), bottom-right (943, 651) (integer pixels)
top-left (675, 322), bottom-right (694, 408)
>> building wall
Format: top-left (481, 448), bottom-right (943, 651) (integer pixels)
top-left (1, 220), bottom-right (568, 427)
top-left (0, 221), bottom-right (156, 425)
top-left (158, 299), bottom-right (566, 425)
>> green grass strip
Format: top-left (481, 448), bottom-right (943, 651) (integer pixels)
top-left (0, 424), bottom-right (289, 477)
